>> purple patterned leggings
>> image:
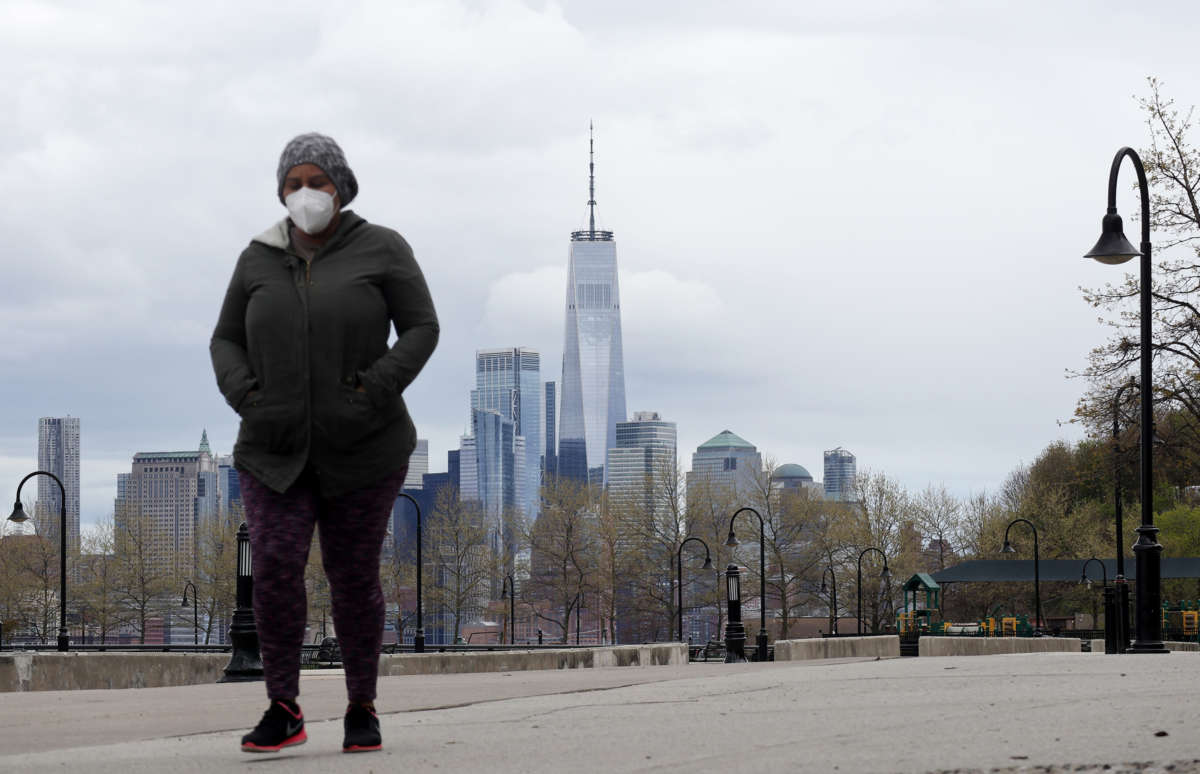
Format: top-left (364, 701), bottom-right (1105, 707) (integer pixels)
top-left (239, 466), bottom-right (406, 703)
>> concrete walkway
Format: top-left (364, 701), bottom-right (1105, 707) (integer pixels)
top-left (1, 653), bottom-right (1198, 772)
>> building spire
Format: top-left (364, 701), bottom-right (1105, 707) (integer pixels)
top-left (588, 121), bottom-right (596, 238)
top-left (199, 429), bottom-right (211, 455)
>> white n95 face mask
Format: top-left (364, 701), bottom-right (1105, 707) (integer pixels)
top-left (285, 187), bottom-right (338, 235)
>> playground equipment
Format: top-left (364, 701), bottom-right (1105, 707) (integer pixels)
top-left (1161, 600), bottom-right (1200, 640)
top-left (897, 574), bottom-right (942, 634)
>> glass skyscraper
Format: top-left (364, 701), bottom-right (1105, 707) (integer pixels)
top-left (559, 128), bottom-right (627, 484)
top-left (470, 347), bottom-right (541, 519)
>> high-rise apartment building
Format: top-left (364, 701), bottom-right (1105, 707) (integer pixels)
top-left (116, 431), bottom-right (217, 578)
top-left (558, 128), bottom-right (627, 484)
top-left (823, 447), bottom-right (857, 501)
top-left (403, 439), bottom-right (430, 490)
top-left (685, 430), bottom-right (763, 503)
top-left (606, 412), bottom-right (677, 523)
top-left (471, 348), bottom-right (540, 518)
top-left (37, 417), bottom-right (80, 552)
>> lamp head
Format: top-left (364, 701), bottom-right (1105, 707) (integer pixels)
top-left (180, 592), bottom-right (189, 607)
top-left (1084, 212), bottom-right (1140, 265)
top-left (701, 555), bottom-right (714, 570)
top-left (501, 587), bottom-right (508, 599)
top-left (1001, 539), bottom-right (1016, 554)
top-left (880, 565), bottom-right (891, 582)
top-left (724, 530), bottom-right (738, 548)
top-left (8, 502), bottom-right (29, 523)
top-left (820, 578), bottom-right (827, 593)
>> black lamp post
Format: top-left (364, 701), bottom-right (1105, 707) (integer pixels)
top-left (1001, 518), bottom-right (1042, 636)
top-left (723, 563), bottom-right (747, 663)
top-left (725, 507), bottom-right (768, 661)
top-left (1111, 378), bottom-right (1136, 652)
top-left (220, 521), bottom-right (263, 682)
top-left (856, 547), bottom-right (890, 636)
top-left (676, 537), bottom-right (714, 643)
top-left (1084, 146), bottom-right (1169, 654)
top-left (181, 579), bottom-right (199, 646)
top-left (9, 471), bottom-right (70, 651)
top-left (501, 574), bottom-right (516, 646)
top-left (1081, 557), bottom-right (1118, 654)
top-left (820, 566), bottom-right (838, 636)
top-left (397, 492), bottom-right (425, 653)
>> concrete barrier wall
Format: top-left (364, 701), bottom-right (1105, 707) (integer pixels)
top-left (919, 637), bottom-right (1081, 657)
top-left (773, 636), bottom-right (899, 661)
top-left (0, 653), bottom-right (228, 692)
top-left (0, 644), bottom-right (689, 692)
top-left (378, 644), bottom-right (687, 677)
top-left (1088, 639), bottom-right (1199, 653)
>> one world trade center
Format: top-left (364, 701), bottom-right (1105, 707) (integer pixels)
top-left (558, 126), bottom-right (627, 485)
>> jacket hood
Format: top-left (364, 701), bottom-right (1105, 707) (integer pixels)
top-left (251, 219), bottom-right (290, 250)
top-left (251, 211), bottom-right (364, 251)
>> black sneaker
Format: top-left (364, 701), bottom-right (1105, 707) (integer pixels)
top-left (241, 700), bottom-right (307, 753)
top-left (343, 703), bottom-right (382, 753)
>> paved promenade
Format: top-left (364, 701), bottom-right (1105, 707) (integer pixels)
top-left (0, 652), bottom-right (1197, 773)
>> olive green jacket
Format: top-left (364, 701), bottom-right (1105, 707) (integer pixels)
top-left (210, 211), bottom-right (439, 496)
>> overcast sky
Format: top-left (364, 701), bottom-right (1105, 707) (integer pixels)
top-left (2, 0), bottom-right (1195, 528)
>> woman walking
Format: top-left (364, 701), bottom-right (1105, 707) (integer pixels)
top-left (210, 133), bottom-right (438, 753)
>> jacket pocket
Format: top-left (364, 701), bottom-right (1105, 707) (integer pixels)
top-left (239, 398), bottom-right (305, 454)
top-left (317, 383), bottom-right (396, 450)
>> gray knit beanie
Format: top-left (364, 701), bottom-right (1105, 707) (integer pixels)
top-left (276, 132), bottom-right (358, 206)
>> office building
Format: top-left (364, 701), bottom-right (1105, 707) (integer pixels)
top-left (116, 431), bottom-right (217, 579)
top-left (216, 454), bottom-right (242, 517)
top-left (543, 381), bottom-right (557, 479)
top-left (459, 409), bottom-right (525, 563)
top-left (773, 463), bottom-right (821, 494)
top-left (823, 447), bottom-right (857, 501)
top-left (606, 412), bottom-right (677, 522)
top-left (685, 430), bottom-right (763, 502)
top-left (558, 127), bottom-right (627, 484)
top-left (471, 348), bottom-right (541, 518)
top-left (403, 439), bottom-right (429, 490)
top-left (37, 417), bottom-right (80, 552)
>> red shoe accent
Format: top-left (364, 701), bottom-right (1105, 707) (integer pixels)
top-left (343, 743), bottom-right (383, 753)
top-left (242, 728), bottom-right (308, 753)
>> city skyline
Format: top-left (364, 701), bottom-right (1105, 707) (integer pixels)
top-left (8, 2), bottom-right (1182, 529)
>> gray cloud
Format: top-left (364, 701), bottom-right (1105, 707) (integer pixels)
top-left (2, 0), bottom-right (1193, 525)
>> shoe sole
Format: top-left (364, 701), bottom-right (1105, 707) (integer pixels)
top-left (343, 744), bottom-right (382, 753)
top-left (242, 730), bottom-right (308, 753)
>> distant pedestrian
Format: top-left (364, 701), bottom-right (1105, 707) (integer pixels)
top-left (210, 132), bottom-right (438, 754)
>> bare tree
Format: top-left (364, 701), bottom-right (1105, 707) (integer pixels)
top-left (424, 488), bottom-right (493, 642)
top-left (112, 502), bottom-right (172, 643)
top-left (525, 476), bottom-right (595, 643)
top-left (78, 517), bottom-right (122, 643)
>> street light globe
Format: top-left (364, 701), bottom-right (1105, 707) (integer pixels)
top-left (1084, 213), bottom-right (1140, 265)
